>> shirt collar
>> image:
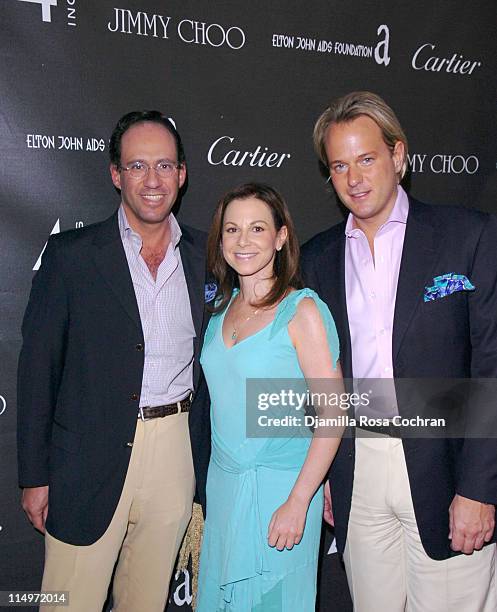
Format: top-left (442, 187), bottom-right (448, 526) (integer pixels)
top-left (344, 185), bottom-right (409, 238)
top-left (118, 204), bottom-right (182, 248)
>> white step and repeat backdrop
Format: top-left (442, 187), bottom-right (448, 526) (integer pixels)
top-left (1, 1), bottom-right (495, 610)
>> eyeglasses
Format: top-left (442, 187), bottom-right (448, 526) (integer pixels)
top-left (119, 160), bottom-right (181, 179)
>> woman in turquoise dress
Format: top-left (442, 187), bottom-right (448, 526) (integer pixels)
top-left (197, 183), bottom-right (343, 611)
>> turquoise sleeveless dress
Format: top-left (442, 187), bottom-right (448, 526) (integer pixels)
top-left (197, 288), bottom-right (339, 611)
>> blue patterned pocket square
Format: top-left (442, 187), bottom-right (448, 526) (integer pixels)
top-left (204, 282), bottom-right (217, 303)
top-left (424, 273), bottom-right (475, 302)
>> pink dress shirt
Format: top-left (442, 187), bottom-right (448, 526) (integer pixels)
top-left (345, 186), bottom-right (409, 417)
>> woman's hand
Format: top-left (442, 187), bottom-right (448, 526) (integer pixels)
top-left (267, 495), bottom-right (308, 551)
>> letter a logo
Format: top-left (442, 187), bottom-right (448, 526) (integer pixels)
top-left (374, 24), bottom-right (390, 67)
top-left (33, 219), bottom-right (60, 270)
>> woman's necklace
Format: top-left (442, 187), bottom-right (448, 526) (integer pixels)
top-left (231, 299), bottom-right (261, 340)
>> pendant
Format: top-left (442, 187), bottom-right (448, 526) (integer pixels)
top-left (231, 329), bottom-right (237, 340)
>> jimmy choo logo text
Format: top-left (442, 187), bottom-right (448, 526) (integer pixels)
top-left (108, 8), bottom-right (170, 38)
top-left (408, 153), bottom-right (479, 175)
top-left (177, 20), bottom-right (245, 49)
top-left (107, 9), bottom-right (246, 48)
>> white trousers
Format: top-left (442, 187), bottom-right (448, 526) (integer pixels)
top-left (343, 433), bottom-right (496, 612)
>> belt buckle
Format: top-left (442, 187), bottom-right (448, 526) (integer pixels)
top-left (180, 392), bottom-right (193, 414)
top-left (176, 400), bottom-right (182, 415)
top-left (139, 406), bottom-right (146, 422)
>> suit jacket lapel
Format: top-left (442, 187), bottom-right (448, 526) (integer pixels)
top-left (179, 228), bottom-right (206, 393)
top-left (393, 199), bottom-right (442, 361)
top-left (92, 213), bottom-right (143, 333)
top-left (322, 232), bottom-right (353, 379)
top-left (179, 230), bottom-right (205, 342)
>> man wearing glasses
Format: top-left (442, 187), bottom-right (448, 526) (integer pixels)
top-left (18, 111), bottom-right (210, 611)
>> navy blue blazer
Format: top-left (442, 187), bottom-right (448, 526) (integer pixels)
top-left (301, 197), bottom-right (497, 560)
top-left (17, 211), bottom-right (211, 545)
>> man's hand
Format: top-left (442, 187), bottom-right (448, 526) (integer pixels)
top-left (323, 480), bottom-right (334, 526)
top-left (21, 486), bottom-right (49, 533)
top-left (449, 493), bottom-right (495, 554)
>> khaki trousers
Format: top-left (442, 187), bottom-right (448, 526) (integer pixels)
top-left (41, 412), bottom-right (195, 612)
top-left (343, 433), bottom-right (496, 612)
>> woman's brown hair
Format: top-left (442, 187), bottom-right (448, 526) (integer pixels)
top-left (207, 182), bottom-right (302, 313)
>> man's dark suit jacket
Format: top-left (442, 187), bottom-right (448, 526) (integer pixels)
top-left (17, 211), bottom-right (211, 546)
top-left (301, 197), bottom-right (497, 560)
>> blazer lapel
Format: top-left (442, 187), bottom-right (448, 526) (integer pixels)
top-left (322, 233), bottom-right (353, 379)
top-left (393, 199), bottom-right (442, 361)
top-left (179, 228), bottom-right (206, 392)
top-left (179, 229), bottom-right (205, 342)
top-left (92, 213), bottom-right (143, 333)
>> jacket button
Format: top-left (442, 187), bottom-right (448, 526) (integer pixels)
top-left (135, 343), bottom-right (144, 351)
top-left (125, 441), bottom-right (133, 448)
top-left (130, 393), bottom-right (139, 401)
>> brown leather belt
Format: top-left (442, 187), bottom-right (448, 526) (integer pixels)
top-left (138, 396), bottom-right (191, 421)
